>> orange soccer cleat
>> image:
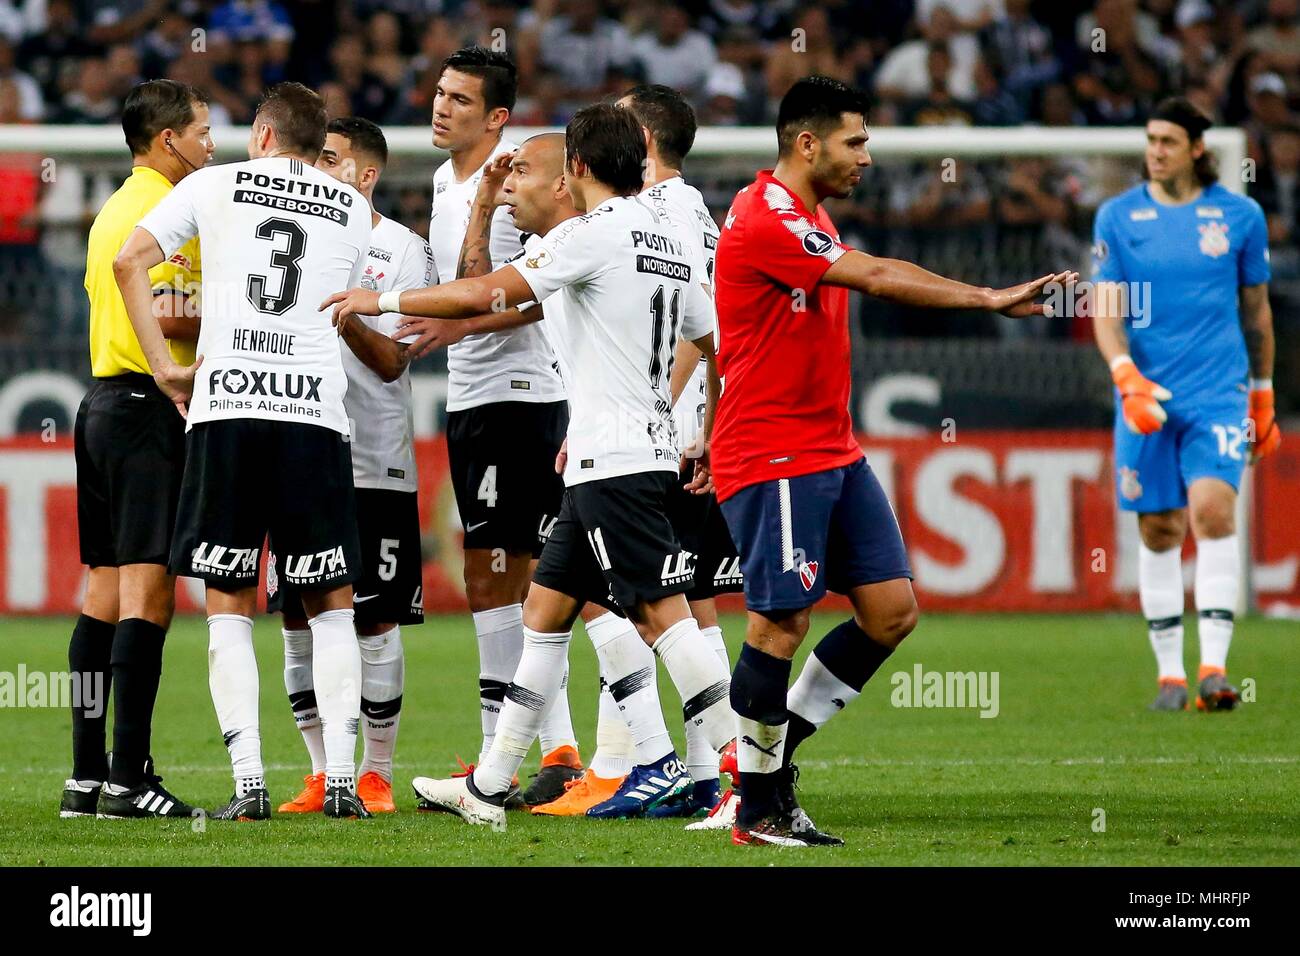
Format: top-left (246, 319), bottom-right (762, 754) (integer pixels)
top-left (357, 771), bottom-right (397, 813)
top-left (530, 769), bottom-right (624, 816)
top-left (278, 772), bottom-right (325, 813)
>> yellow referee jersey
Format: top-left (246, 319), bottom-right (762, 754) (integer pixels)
top-left (84, 165), bottom-right (201, 377)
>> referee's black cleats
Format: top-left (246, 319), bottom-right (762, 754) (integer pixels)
top-left (211, 788), bottom-right (272, 821)
top-left (60, 780), bottom-right (101, 818)
top-left (323, 785), bottom-right (372, 819)
top-left (97, 770), bottom-right (197, 819)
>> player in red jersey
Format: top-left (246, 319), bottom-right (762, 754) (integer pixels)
top-left (713, 76), bottom-right (1077, 847)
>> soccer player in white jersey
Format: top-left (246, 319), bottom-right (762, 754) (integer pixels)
top-left (272, 118), bottom-right (433, 816)
top-left (617, 84), bottom-right (746, 824)
top-left (405, 133), bottom-right (688, 819)
top-left (115, 83), bottom-right (374, 820)
top-left (429, 46), bottom-right (582, 800)
top-left (324, 104), bottom-right (736, 830)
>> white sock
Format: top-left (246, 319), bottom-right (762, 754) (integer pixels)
top-left (735, 713), bottom-right (785, 775)
top-left (473, 627), bottom-right (571, 797)
top-left (652, 617), bottom-right (732, 752)
top-left (282, 627), bottom-right (325, 775)
top-left (592, 682), bottom-right (633, 778)
top-left (587, 612), bottom-right (673, 766)
top-left (538, 657), bottom-right (578, 757)
top-left (309, 608), bottom-right (362, 787)
top-left (685, 624), bottom-right (731, 781)
top-left (472, 604), bottom-right (525, 764)
top-left (1140, 543), bottom-right (1186, 681)
top-left (359, 626), bottom-right (404, 783)
top-left (700, 624), bottom-right (729, 669)
top-left (1196, 534), bottom-right (1239, 671)
top-left (788, 652), bottom-right (861, 728)
top-left (208, 614), bottom-right (263, 786)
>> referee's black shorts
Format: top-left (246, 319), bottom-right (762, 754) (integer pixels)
top-left (74, 372), bottom-right (186, 568)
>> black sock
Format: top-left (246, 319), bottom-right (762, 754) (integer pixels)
top-left (68, 614), bottom-right (115, 782)
top-left (784, 619), bottom-right (894, 766)
top-left (108, 618), bottom-right (167, 788)
top-left (730, 643), bottom-right (792, 824)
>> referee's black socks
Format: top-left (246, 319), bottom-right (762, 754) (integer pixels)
top-left (108, 619), bottom-right (167, 789)
top-left (68, 614), bottom-right (115, 782)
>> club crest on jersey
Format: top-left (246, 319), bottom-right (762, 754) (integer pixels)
top-left (360, 265), bottom-right (384, 291)
top-left (266, 552), bottom-right (279, 598)
top-left (801, 230), bottom-right (835, 256)
top-left (798, 560), bottom-right (819, 591)
top-left (525, 248), bottom-right (553, 269)
top-left (1119, 466), bottom-right (1143, 501)
top-left (1198, 221), bottom-right (1230, 258)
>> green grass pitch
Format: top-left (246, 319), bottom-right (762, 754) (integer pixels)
top-left (1, 613), bottom-right (1296, 866)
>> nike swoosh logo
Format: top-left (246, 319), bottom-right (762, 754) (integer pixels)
top-left (354, 594), bottom-right (378, 603)
top-left (130, 392), bottom-right (146, 398)
top-left (466, 521), bottom-right (488, 532)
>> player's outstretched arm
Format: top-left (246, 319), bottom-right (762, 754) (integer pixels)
top-left (113, 226), bottom-right (202, 417)
top-left (1241, 282), bottom-right (1281, 460)
top-left (393, 302), bottom-right (544, 360)
top-left (321, 264), bottom-right (534, 325)
top-left (822, 249), bottom-right (1075, 316)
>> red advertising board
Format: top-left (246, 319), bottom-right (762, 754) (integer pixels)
top-left (1, 434), bottom-right (1296, 614)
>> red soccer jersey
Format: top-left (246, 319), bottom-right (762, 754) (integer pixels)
top-left (711, 170), bottom-right (863, 501)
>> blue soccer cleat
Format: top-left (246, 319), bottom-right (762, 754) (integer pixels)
top-left (586, 755), bottom-right (692, 819)
top-left (646, 776), bottom-right (721, 819)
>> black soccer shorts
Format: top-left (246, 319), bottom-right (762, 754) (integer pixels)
top-left (446, 400), bottom-right (567, 557)
top-left (533, 470), bottom-right (693, 614)
top-left (170, 418), bottom-right (361, 592)
top-left (270, 487), bottom-right (424, 626)
top-left (667, 477), bottom-right (744, 601)
top-left (75, 373), bottom-right (186, 568)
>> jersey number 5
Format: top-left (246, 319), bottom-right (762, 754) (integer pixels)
top-left (247, 217), bottom-right (307, 315)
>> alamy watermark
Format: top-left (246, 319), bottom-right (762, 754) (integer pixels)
top-left (0, 666), bottom-right (104, 716)
top-left (891, 663), bottom-right (1000, 718)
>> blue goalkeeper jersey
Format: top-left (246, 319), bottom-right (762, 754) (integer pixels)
top-left (1091, 181), bottom-right (1270, 408)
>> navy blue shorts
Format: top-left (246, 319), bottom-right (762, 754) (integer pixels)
top-left (719, 457), bottom-right (912, 613)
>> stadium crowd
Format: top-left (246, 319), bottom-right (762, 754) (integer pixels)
top-left (0, 0), bottom-right (1296, 349)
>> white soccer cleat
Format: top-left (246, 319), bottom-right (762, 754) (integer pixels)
top-left (412, 775), bottom-right (506, 831)
top-left (685, 787), bottom-right (739, 831)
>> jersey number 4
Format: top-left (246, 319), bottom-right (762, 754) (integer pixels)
top-left (247, 217), bottom-right (307, 315)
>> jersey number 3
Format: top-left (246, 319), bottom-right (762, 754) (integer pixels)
top-left (247, 217), bottom-right (307, 315)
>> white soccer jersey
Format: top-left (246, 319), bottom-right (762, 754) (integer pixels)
top-left (644, 175), bottom-right (719, 459)
top-left (138, 156), bottom-right (371, 436)
top-left (517, 195), bottom-right (713, 486)
top-left (429, 139), bottom-right (564, 411)
top-left (344, 214), bottom-right (434, 492)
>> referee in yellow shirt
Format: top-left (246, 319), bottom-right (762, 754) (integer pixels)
top-left (62, 80), bottom-right (213, 820)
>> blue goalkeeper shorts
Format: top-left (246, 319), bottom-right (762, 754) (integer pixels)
top-left (1113, 389), bottom-right (1249, 513)
top-left (719, 457), bottom-right (912, 613)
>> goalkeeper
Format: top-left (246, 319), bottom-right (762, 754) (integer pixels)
top-left (1091, 97), bottom-right (1279, 713)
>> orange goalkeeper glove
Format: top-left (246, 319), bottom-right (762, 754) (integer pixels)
top-left (1111, 356), bottom-right (1171, 435)
top-left (1248, 383), bottom-right (1281, 462)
